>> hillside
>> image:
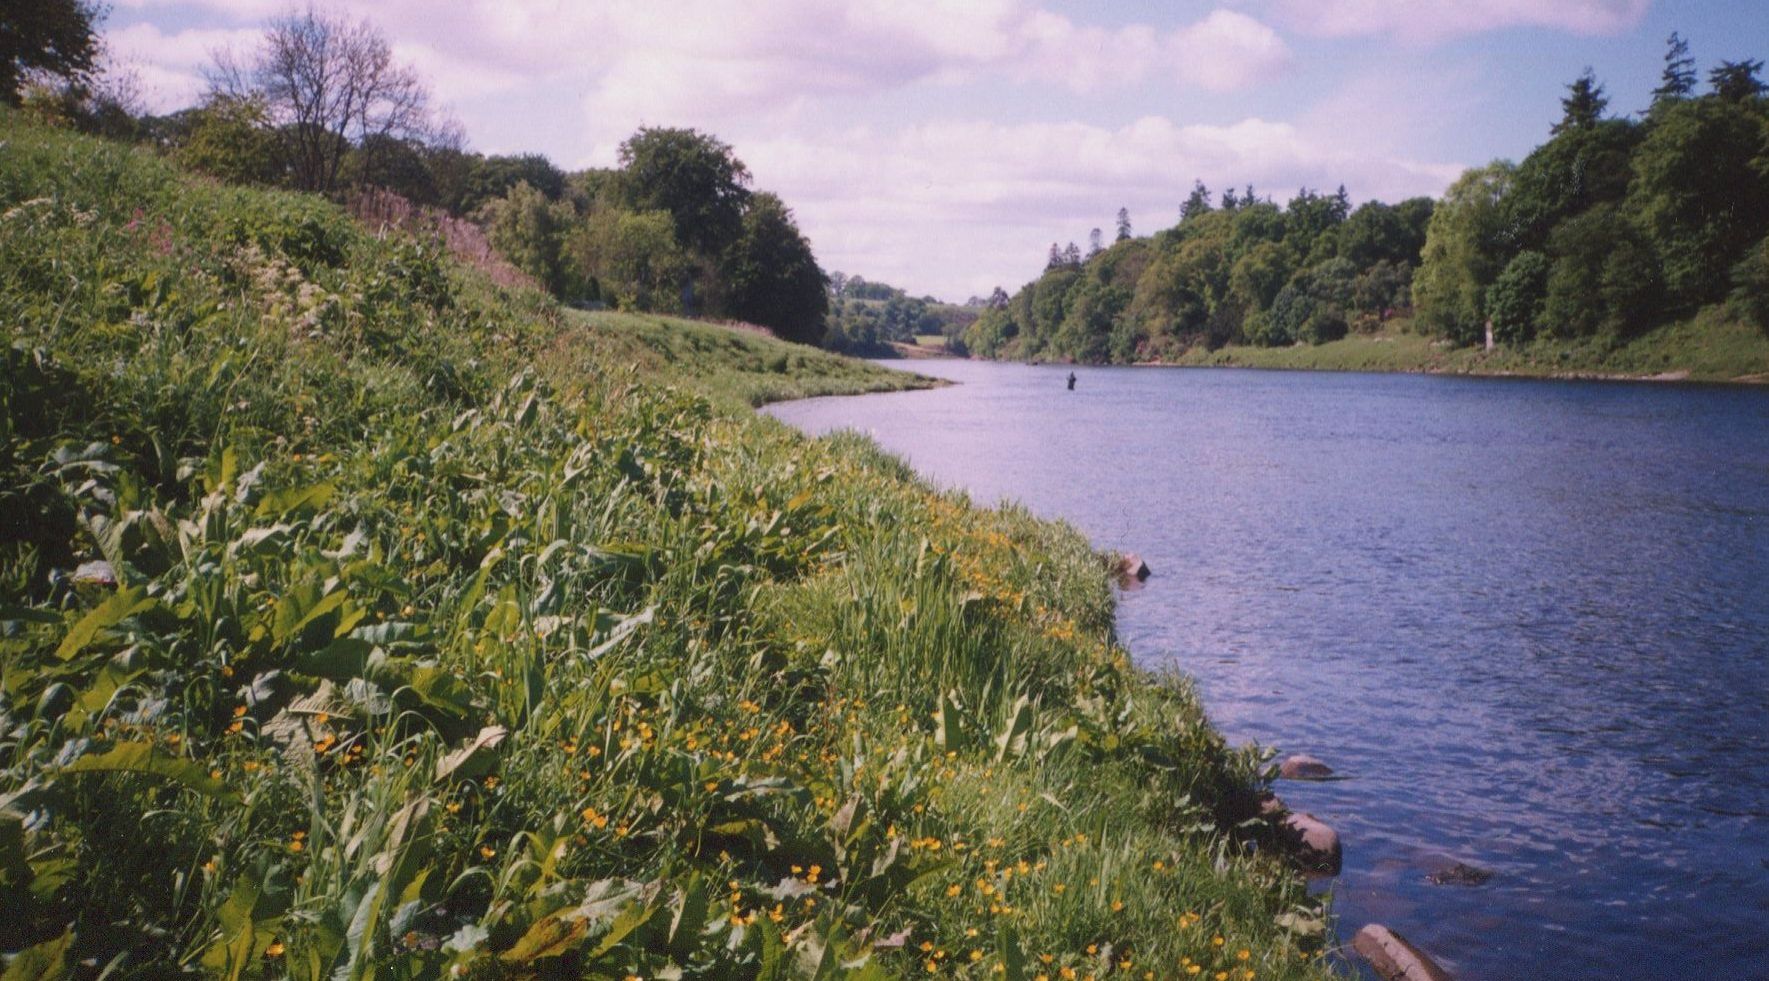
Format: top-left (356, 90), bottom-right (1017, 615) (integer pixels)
top-left (0, 115), bottom-right (1335, 978)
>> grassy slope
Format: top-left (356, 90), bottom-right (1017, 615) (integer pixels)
top-left (0, 115), bottom-right (1334, 980)
top-left (1165, 313), bottom-right (1769, 382)
top-left (548, 311), bottom-right (934, 409)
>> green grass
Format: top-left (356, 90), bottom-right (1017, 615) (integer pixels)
top-left (1167, 314), bottom-right (1769, 382)
top-left (0, 113), bottom-right (1337, 979)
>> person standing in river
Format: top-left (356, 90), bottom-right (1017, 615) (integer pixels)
top-left (1067, 371), bottom-right (1077, 391)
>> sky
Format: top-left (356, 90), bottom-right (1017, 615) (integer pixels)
top-left (103, 0), bottom-right (1769, 301)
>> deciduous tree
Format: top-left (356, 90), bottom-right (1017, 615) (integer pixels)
top-left (210, 7), bottom-right (431, 194)
top-left (1, 0), bottom-right (99, 106)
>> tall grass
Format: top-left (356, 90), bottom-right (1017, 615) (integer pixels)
top-left (0, 113), bottom-right (1336, 979)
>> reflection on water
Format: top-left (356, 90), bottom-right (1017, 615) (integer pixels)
top-left (767, 360), bottom-right (1769, 981)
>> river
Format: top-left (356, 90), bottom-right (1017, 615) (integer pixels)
top-left (765, 359), bottom-right (1769, 980)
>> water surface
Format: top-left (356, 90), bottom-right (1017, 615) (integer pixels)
top-left (767, 360), bottom-right (1769, 980)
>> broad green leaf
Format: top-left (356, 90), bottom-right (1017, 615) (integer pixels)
top-left (994, 694), bottom-right (1033, 763)
top-left (435, 725), bottom-right (507, 782)
top-left (499, 914), bottom-right (587, 964)
top-left (254, 481), bottom-right (336, 518)
top-left (55, 585), bottom-right (155, 660)
top-left (62, 741), bottom-right (235, 799)
top-left (2, 928), bottom-right (72, 981)
top-left (586, 606), bottom-right (654, 660)
top-left (934, 690), bottom-right (964, 752)
top-left (667, 874), bottom-right (709, 959)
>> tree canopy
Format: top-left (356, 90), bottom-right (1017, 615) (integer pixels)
top-left (0, 0), bottom-right (99, 106)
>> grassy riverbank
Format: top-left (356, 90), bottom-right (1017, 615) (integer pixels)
top-left (0, 115), bottom-right (1335, 977)
top-left (1158, 313), bottom-right (1769, 383)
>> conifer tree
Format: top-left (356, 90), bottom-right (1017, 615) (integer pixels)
top-left (1651, 32), bottom-right (1696, 106)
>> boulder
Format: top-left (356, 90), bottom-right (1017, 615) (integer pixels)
top-left (1352, 924), bottom-right (1453, 981)
top-left (1113, 553), bottom-right (1151, 583)
top-left (1281, 811), bottom-right (1342, 875)
top-left (1278, 754), bottom-right (1335, 780)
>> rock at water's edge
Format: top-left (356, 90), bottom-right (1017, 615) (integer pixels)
top-left (1278, 754), bottom-right (1334, 780)
top-left (1281, 811), bottom-right (1342, 875)
top-left (1113, 553), bottom-right (1151, 583)
top-left (1352, 924), bottom-right (1453, 981)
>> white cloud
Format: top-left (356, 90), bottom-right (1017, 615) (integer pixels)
top-left (743, 116), bottom-right (1461, 299)
top-left (1268, 0), bottom-right (1652, 43)
top-left (1173, 11), bottom-right (1292, 91)
top-left (105, 2), bottom-right (1292, 121)
top-left (103, 22), bottom-right (263, 109)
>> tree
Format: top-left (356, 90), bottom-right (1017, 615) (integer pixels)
top-left (1501, 118), bottom-right (1640, 251)
top-left (722, 192), bottom-right (829, 345)
top-left (1539, 203), bottom-right (1660, 338)
top-left (1413, 161), bottom-right (1515, 345)
top-left (484, 180), bottom-right (571, 294)
top-left (1651, 32), bottom-right (1696, 108)
top-left (1046, 243), bottom-right (1064, 270)
top-left (1485, 250), bottom-right (1550, 344)
top-left (1181, 180), bottom-right (1213, 221)
top-left (1709, 60), bottom-right (1766, 102)
top-left (564, 208), bottom-right (690, 312)
top-left (1352, 259), bottom-right (1413, 320)
top-left (1228, 240), bottom-right (1291, 314)
top-left (1062, 242), bottom-right (1082, 267)
top-left (175, 94), bottom-right (282, 185)
top-left (1627, 97), bottom-right (1769, 304)
top-left (1, 0), bottom-right (99, 106)
top-left (210, 7), bottom-right (431, 194)
top-left (616, 127), bottom-right (752, 257)
top-left (452, 153), bottom-right (568, 214)
top-left (1731, 237), bottom-right (1769, 334)
top-left (1115, 207), bottom-right (1132, 241)
top-left (1088, 227), bottom-right (1104, 258)
top-left (1338, 202), bottom-right (1409, 268)
top-left (1552, 69), bottom-right (1608, 135)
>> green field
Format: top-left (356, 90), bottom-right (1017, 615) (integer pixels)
top-left (0, 114), bottom-right (1335, 978)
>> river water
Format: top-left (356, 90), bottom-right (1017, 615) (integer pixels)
top-left (766, 359), bottom-right (1769, 980)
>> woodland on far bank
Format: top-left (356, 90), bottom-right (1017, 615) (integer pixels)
top-left (962, 38), bottom-right (1769, 374)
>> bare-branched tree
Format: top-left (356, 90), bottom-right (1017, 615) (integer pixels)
top-left (209, 6), bottom-right (431, 194)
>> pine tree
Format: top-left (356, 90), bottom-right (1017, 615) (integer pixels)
top-left (1115, 207), bottom-right (1132, 241)
top-left (1063, 242), bottom-right (1082, 267)
top-left (1088, 228), bottom-right (1104, 257)
top-left (1180, 180), bottom-right (1212, 221)
top-left (1047, 243), bottom-right (1063, 270)
top-left (1221, 187), bottom-right (1240, 211)
top-left (1709, 60), bottom-right (1766, 102)
top-left (1552, 69), bottom-right (1608, 134)
top-left (1651, 32), bottom-right (1696, 107)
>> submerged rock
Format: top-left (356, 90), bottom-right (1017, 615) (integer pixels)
top-left (1281, 811), bottom-right (1342, 875)
top-left (1426, 862), bottom-right (1493, 887)
top-left (1352, 924), bottom-right (1454, 981)
top-left (1278, 754), bottom-right (1334, 780)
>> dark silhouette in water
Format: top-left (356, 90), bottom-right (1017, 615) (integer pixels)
top-left (1067, 372), bottom-right (1077, 391)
